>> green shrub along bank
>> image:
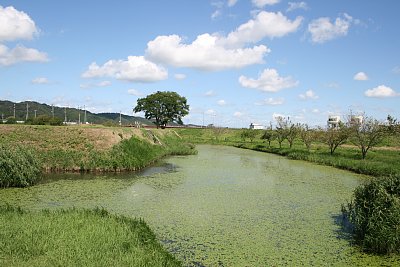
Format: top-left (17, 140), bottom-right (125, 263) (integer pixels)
top-left (0, 145), bottom-right (41, 188)
top-left (341, 175), bottom-right (400, 254)
top-left (0, 206), bottom-right (182, 267)
top-left (0, 126), bottom-right (196, 187)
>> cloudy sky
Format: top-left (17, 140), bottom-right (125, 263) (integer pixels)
top-left (0, 0), bottom-right (399, 127)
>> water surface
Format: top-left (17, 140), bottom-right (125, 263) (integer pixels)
top-left (1, 145), bottom-right (399, 266)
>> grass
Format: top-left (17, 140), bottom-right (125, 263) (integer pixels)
top-left (0, 205), bottom-right (181, 267)
top-left (341, 175), bottom-right (400, 254)
top-left (0, 125), bottom-right (196, 187)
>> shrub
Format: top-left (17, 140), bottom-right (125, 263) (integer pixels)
top-left (342, 175), bottom-right (400, 254)
top-left (0, 145), bottom-right (41, 187)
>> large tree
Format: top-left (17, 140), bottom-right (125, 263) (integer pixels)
top-left (133, 91), bottom-right (189, 128)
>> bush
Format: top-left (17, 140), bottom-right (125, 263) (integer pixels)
top-left (342, 175), bottom-right (400, 254)
top-left (0, 145), bottom-right (41, 187)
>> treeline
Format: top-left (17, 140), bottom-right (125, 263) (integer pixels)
top-left (240, 114), bottom-right (400, 160)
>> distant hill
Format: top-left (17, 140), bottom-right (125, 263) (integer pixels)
top-left (0, 100), bottom-right (153, 126)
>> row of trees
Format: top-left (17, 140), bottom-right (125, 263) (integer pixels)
top-left (253, 114), bottom-right (399, 159)
top-left (0, 115), bottom-right (63, 126)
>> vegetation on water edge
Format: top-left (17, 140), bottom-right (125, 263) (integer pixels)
top-left (0, 125), bottom-right (196, 187)
top-left (175, 128), bottom-right (400, 177)
top-left (341, 175), bottom-right (400, 254)
top-left (0, 205), bottom-right (181, 267)
top-left (0, 145), bottom-right (41, 188)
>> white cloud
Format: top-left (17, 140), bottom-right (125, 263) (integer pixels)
top-left (234, 111), bottom-right (244, 118)
top-left (31, 77), bottom-right (49, 84)
top-left (227, 0), bottom-right (238, 7)
top-left (256, 97), bottom-right (284, 105)
top-left (97, 80), bottom-right (112, 87)
top-left (308, 13), bottom-right (353, 43)
top-left (127, 89), bottom-right (143, 96)
top-left (353, 72), bottom-right (368, 81)
top-left (299, 89), bottom-right (319, 100)
top-left (311, 108), bottom-right (320, 113)
top-left (365, 85), bottom-right (399, 98)
top-left (205, 109), bottom-right (216, 115)
top-left (82, 56), bottom-right (168, 82)
top-left (252, 0), bottom-right (280, 8)
top-left (0, 6), bottom-right (38, 42)
top-left (174, 73), bottom-right (186, 80)
top-left (221, 11), bottom-right (303, 47)
top-left (146, 34), bottom-right (268, 71)
top-left (217, 99), bottom-right (227, 106)
top-left (287, 2), bottom-right (308, 12)
top-left (392, 66), bottom-right (400, 74)
top-left (239, 68), bottom-right (299, 92)
top-left (0, 44), bottom-right (48, 66)
top-left (211, 9), bottom-right (222, 19)
top-left (204, 90), bottom-right (216, 97)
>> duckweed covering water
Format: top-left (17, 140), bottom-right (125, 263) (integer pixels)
top-left (1, 145), bottom-right (399, 266)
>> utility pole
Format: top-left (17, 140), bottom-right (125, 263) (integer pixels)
top-left (202, 112), bottom-right (205, 128)
top-left (84, 105), bottom-right (87, 124)
top-left (119, 111), bottom-right (122, 126)
top-left (51, 105), bottom-right (54, 118)
top-left (34, 110), bottom-right (37, 118)
top-left (26, 102), bottom-right (29, 121)
top-left (78, 106), bottom-right (81, 125)
top-left (64, 107), bottom-right (67, 122)
top-left (13, 104), bottom-right (16, 118)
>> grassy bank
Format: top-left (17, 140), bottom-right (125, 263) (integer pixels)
top-left (175, 128), bottom-right (400, 177)
top-left (0, 125), bottom-right (196, 187)
top-left (0, 206), bottom-right (181, 267)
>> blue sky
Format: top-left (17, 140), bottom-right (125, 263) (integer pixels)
top-left (0, 0), bottom-right (399, 127)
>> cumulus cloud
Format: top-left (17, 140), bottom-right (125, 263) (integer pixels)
top-left (0, 6), bottom-right (38, 42)
top-left (353, 72), bottom-right (368, 81)
top-left (308, 13), bottom-right (354, 43)
top-left (365, 85), bottom-right (399, 98)
top-left (145, 11), bottom-right (302, 71)
top-left (256, 97), bottom-right (284, 105)
top-left (82, 56), bottom-right (168, 82)
top-left (299, 89), bottom-right (319, 100)
top-left (252, 0), bottom-right (280, 8)
top-left (174, 73), bottom-right (186, 80)
top-left (127, 89), bottom-right (143, 96)
top-left (287, 2), bottom-right (308, 12)
top-left (97, 80), bottom-right (112, 87)
top-left (221, 11), bottom-right (303, 47)
top-left (146, 34), bottom-right (268, 71)
top-left (0, 44), bottom-right (48, 66)
top-left (239, 68), bottom-right (299, 92)
top-left (217, 99), bottom-right (227, 106)
top-left (31, 77), bottom-right (49, 84)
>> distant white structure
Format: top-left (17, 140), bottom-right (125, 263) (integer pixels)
top-left (327, 115), bottom-right (341, 128)
top-left (349, 115), bottom-right (363, 126)
top-left (249, 123), bottom-right (264, 130)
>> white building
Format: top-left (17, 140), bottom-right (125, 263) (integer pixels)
top-left (249, 123), bottom-right (264, 130)
top-left (327, 115), bottom-right (341, 128)
top-left (349, 115), bottom-right (363, 125)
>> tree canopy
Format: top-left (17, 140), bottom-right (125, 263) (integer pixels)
top-left (133, 91), bottom-right (189, 129)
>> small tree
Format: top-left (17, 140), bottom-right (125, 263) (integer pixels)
top-left (133, 91), bottom-right (189, 129)
top-left (240, 129), bottom-right (257, 143)
top-left (322, 122), bottom-right (350, 155)
top-left (299, 124), bottom-right (315, 150)
top-left (261, 128), bottom-right (275, 147)
top-left (287, 123), bottom-right (300, 148)
top-left (351, 115), bottom-right (387, 159)
top-left (213, 127), bottom-right (226, 142)
top-left (275, 116), bottom-right (290, 148)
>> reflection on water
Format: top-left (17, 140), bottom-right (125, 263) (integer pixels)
top-left (1, 145), bottom-right (399, 266)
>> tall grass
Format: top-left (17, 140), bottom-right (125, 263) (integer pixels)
top-left (341, 175), bottom-right (400, 254)
top-left (0, 206), bottom-right (181, 266)
top-left (0, 145), bottom-right (41, 187)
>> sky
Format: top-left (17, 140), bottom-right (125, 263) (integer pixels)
top-left (0, 0), bottom-right (399, 128)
